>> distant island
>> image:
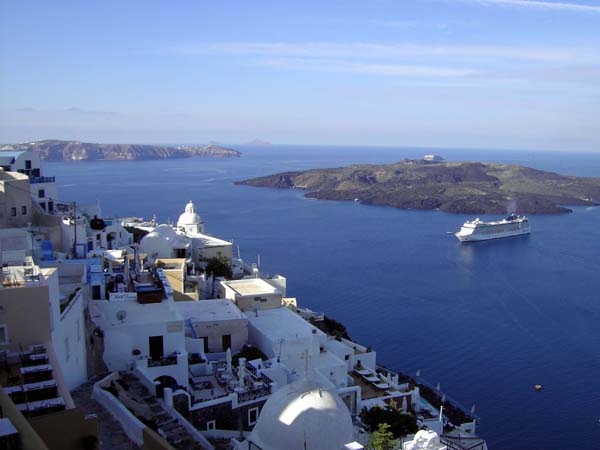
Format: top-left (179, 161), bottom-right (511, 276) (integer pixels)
top-left (0, 139), bottom-right (241, 161)
top-left (245, 138), bottom-right (271, 146)
top-left (237, 159), bottom-right (600, 214)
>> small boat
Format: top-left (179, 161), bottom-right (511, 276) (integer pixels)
top-left (534, 384), bottom-right (543, 391)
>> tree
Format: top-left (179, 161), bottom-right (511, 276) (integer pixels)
top-left (204, 255), bottom-right (232, 279)
top-left (367, 423), bottom-right (397, 450)
top-left (204, 255), bottom-right (233, 297)
top-left (361, 405), bottom-right (418, 439)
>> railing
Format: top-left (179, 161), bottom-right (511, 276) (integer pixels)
top-left (237, 384), bottom-right (271, 403)
top-left (148, 355), bottom-right (178, 367)
top-left (246, 362), bottom-right (273, 384)
top-left (29, 176), bottom-right (56, 184)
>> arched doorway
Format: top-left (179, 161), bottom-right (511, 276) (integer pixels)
top-left (154, 375), bottom-right (177, 398)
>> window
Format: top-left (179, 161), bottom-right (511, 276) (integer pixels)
top-left (48, 201), bottom-right (54, 212)
top-left (206, 420), bottom-right (216, 431)
top-left (38, 189), bottom-right (45, 198)
top-left (39, 202), bottom-right (46, 211)
top-left (10, 207), bottom-right (16, 217)
top-left (344, 354), bottom-right (350, 361)
top-left (0, 325), bottom-right (8, 345)
top-left (25, 160), bottom-right (32, 169)
top-left (21, 205), bottom-right (27, 215)
top-left (248, 407), bottom-right (259, 426)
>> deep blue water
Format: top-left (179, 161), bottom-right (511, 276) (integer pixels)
top-left (50, 146), bottom-right (600, 450)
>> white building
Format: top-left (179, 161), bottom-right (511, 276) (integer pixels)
top-left (0, 150), bottom-right (58, 213)
top-left (0, 253), bottom-right (87, 390)
top-left (177, 200), bottom-right (204, 234)
top-left (138, 201), bottom-right (233, 265)
top-left (220, 277), bottom-right (285, 311)
top-left (89, 267), bottom-right (189, 390)
top-left (176, 200), bottom-right (233, 263)
top-left (139, 224), bottom-right (191, 260)
top-left (244, 307), bottom-right (350, 390)
top-left (176, 299), bottom-right (248, 354)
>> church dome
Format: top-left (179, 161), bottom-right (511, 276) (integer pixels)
top-left (177, 201), bottom-right (202, 227)
top-left (139, 224), bottom-right (190, 259)
top-left (249, 378), bottom-right (354, 450)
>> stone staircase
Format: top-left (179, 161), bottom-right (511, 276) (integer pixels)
top-left (119, 372), bottom-right (202, 450)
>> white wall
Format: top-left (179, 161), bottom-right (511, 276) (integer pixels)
top-left (192, 318), bottom-right (248, 353)
top-left (52, 289), bottom-right (88, 389)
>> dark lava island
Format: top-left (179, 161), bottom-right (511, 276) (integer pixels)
top-left (237, 159), bottom-right (600, 214)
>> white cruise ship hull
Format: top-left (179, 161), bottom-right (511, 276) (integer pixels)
top-left (455, 214), bottom-right (531, 242)
top-left (455, 227), bottom-right (530, 242)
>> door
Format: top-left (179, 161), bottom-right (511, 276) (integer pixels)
top-left (149, 336), bottom-right (164, 360)
top-left (222, 334), bottom-right (232, 352)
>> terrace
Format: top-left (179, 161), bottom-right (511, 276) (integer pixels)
top-left (1, 258), bottom-right (43, 288)
top-left (352, 367), bottom-right (401, 400)
top-left (188, 359), bottom-right (272, 406)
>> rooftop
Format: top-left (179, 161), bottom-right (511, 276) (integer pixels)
top-left (245, 306), bottom-right (325, 342)
top-left (176, 299), bottom-right (244, 323)
top-left (0, 151), bottom-right (25, 164)
top-left (1, 259), bottom-right (54, 289)
top-left (156, 258), bottom-right (185, 271)
top-left (0, 170), bottom-right (28, 181)
top-left (222, 278), bottom-right (279, 297)
top-left (186, 231), bottom-right (231, 248)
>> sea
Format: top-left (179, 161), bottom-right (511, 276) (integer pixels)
top-left (49, 145), bottom-right (600, 450)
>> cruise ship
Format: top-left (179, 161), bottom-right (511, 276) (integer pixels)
top-left (455, 214), bottom-right (530, 242)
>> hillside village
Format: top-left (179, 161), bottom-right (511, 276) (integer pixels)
top-left (0, 150), bottom-right (487, 450)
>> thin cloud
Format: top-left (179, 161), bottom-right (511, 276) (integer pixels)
top-left (369, 19), bottom-right (451, 30)
top-left (63, 107), bottom-right (116, 116)
top-left (458, 0), bottom-right (600, 13)
top-left (166, 41), bottom-right (598, 64)
top-left (256, 58), bottom-right (478, 78)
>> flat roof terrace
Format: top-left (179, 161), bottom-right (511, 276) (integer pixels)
top-left (176, 299), bottom-right (244, 322)
top-left (222, 278), bottom-right (279, 297)
top-left (245, 306), bottom-right (325, 342)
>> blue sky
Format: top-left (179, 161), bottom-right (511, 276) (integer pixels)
top-left (1, 0), bottom-right (599, 150)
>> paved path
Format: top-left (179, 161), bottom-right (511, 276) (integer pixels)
top-left (71, 380), bottom-right (140, 450)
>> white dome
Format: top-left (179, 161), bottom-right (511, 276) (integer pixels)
top-left (177, 201), bottom-right (202, 226)
top-left (139, 224), bottom-right (190, 259)
top-left (404, 430), bottom-right (447, 450)
top-left (249, 378), bottom-right (354, 450)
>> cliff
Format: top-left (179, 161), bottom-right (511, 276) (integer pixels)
top-left (237, 160), bottom-right (600, 214)
top-left (0, 140), bottom-right (241, 161)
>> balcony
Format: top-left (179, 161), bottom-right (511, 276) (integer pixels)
top-left (29, 176), bottom-right (56, 184)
